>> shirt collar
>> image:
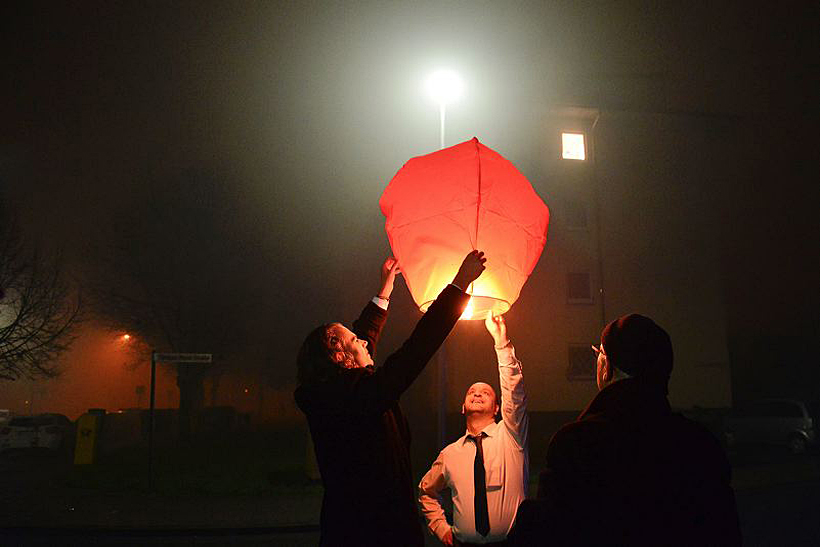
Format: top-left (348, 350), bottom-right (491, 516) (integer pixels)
top-left (460, 421), bottom-right (496, 445)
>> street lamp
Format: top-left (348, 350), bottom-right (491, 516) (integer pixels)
top-left (424, 69), bottom-right (465, 448)
top-left (425, 69), bottom-right (464, 149)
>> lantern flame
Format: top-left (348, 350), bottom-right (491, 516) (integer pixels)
top-left (460, 297), bottom-right (475, 320)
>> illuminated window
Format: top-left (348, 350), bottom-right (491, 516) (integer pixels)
top-left (561, 132), bottom-right (586, 161)
top-left (567, 344), bottom-right (596, 380)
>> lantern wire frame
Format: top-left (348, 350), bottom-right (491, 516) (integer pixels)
top-left (420, 294), bottom-right (511, 320)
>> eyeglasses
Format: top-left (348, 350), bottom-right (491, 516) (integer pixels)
top-left (591, 344), bottom-right (604, 356)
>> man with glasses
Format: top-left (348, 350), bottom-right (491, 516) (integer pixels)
top-left (510, 313), bottom-right (741, 546)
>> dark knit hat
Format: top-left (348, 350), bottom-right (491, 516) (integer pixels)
top-left (600, 314), bottom-right (673, 385)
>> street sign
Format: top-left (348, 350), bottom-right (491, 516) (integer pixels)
top-left (147, 349), bottom-right (213, 490)
top-left (153, 352), bottom-right (212, 364)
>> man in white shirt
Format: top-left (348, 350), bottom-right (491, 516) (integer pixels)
top-left (419, 314), bottom-right (528, 546)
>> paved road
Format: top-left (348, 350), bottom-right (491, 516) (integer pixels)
top-left (736, 480), bottom-right (820, 547)
top-left (2, 449), bottom-right (819, 545)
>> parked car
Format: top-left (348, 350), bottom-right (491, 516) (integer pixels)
top-left (0, 413), bottom-right (74, 453)
top-left (724, 399), bottom-right (819, 454)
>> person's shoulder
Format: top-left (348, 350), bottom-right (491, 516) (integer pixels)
top-left (550, 413), bottom-right (608, 443)
top-left (293, 370), bottom-right (368, 413)
top-left (669, 413), bottom-right (717, 439)
top-left (669, 413), bottom-right (725, 453)
top-left (441, 435), bottom-right (468, 456)
top-left (293, 381), bottom-right (331, 413)
top-left (549, 411), bottom-right (636, 465)
top-left (545, 418), bottom-right (607, 461)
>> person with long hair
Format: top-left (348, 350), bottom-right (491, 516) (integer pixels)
top-left (295, 250), bottom-right (487, 547)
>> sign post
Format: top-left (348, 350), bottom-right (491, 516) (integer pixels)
top-left (148, 351), bottom-right (212, 490)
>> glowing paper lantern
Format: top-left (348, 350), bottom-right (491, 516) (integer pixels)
top-left (380, 137), bottom-right (549, 319)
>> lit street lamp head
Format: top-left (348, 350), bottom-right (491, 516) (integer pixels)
top-left (425, 69), bottom-right (464, 105)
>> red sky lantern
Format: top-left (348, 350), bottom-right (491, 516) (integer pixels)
top-left (380, 137), bottom-right (549, 319)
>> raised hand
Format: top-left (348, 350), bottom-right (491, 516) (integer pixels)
top-left (378, 257), bottom-right (401, 299)
top-left (452, 250), bottom-right (486, 289)
top-left (485, 313), bottom-right (510, 348)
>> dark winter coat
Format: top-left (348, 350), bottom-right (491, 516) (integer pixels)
top-left (510, 378), bottom-right (742, 546)
top-left (294, 285), bottom-right (468, 547)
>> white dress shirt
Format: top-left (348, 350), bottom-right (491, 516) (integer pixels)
top-left (419, 345), bottom-right (528, 544)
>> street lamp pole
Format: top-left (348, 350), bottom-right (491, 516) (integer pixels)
top-left (425, 68), bottom-right (464, 447)
top-left (440, 102), bottom-right (446, 150)
top-left (426, 69), bottom-right (463, 151)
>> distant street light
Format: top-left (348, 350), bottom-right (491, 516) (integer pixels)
top-left (425, 69), bottom-right (464, 149)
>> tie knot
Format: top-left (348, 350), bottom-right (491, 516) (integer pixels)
top-left (468, 432), bottom-right (486, 445)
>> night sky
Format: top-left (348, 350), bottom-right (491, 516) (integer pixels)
top-left (1, 1), bottom-right (817, 410)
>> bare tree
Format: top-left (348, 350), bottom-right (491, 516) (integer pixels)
top-left (0, 210), bottom-right (81, 381)
top-left (89, 169), bottom-right (259, 439)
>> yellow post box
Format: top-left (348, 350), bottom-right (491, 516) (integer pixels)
top-left (74, 413), bottom-right (101, 465)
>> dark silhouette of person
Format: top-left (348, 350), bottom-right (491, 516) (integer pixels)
top-left (509, 313), bottom-right (741, 546)
top-left (295, 251), bottom-right (486, 547)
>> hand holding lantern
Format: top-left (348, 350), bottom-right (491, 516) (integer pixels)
top-left (452, 250), bottom-right (486, 290)
top-left (378, 257), bottom-right (401, 300)
top-left (485, 314), bottom-right (510, 349)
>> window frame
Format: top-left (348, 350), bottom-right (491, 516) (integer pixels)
top-left (566, 343), bottom-right (597, 381)
top-left (561, 131), bottom-right (587, 161)
top-left (566, 271), bottom-right (594, 304)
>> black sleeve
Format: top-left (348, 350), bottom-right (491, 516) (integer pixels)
top-left (346, 284), bottom-right (469, 414)
top-left (695, 430), bottom-right (743, 546)
top-left (510, 430), bottom-right (573, 547)
top-left (351, 301), bottom-right (388, 361)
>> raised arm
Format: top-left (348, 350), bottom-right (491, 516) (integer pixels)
top-left (348, 251), bottom-right (486, 414)
top-left (351, 257), bottom-right (401, 356)
top-left (485, 314), bottom-right (528, 449)
top-left (418, 453), bottom-right (454, 546)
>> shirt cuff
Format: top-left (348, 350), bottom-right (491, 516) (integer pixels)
top-left (371, 296), bottom-right (389, 310)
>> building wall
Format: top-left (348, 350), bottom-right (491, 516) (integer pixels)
top-left (429, 108), bottom-right (736, 414)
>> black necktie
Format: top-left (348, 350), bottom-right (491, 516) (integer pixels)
top-left (469, 433), bottom-right (490, 537)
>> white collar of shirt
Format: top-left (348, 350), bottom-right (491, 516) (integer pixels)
top-left (459, 421), bottom-right (498, 445)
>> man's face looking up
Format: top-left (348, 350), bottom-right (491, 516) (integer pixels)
top-left (462, 382), bottom-right (498, 416)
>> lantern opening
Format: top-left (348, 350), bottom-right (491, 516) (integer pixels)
top-left (421, 294), bottom-right (510, 320)
top-left (460, 297), bottom-right (475, 320)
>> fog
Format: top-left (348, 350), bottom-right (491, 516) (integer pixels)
top-left (1, 1), bottom-right (816, 410)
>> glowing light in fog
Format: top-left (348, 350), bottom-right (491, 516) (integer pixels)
top-left (425, 69), bottom-right (464, 105)
top-left (425, 69), bottom-right (464, 150)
